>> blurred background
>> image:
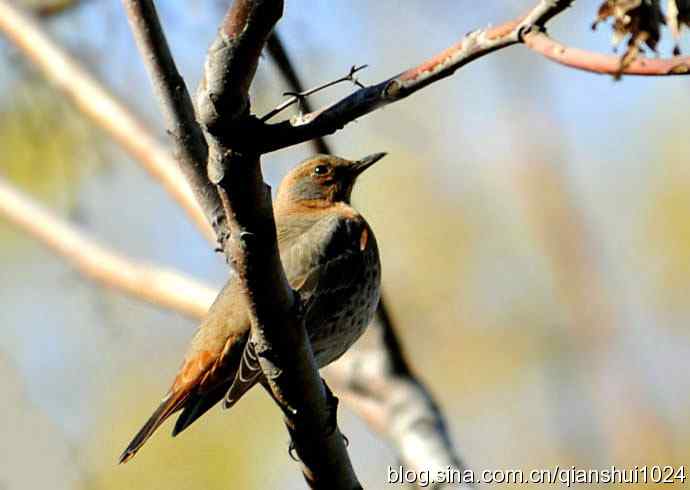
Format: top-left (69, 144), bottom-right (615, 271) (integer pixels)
top-left (1, 0), bottom-right (689, 488)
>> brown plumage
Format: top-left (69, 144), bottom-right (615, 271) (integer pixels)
top-left (119, 153), bottom-right (385, 463)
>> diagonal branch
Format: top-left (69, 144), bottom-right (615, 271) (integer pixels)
top-left (258, 0), bottom-right (575, 153)
top-left (265, 32), bottom-right (329, 154)
top-left (261, 64), bottom-right (367, 122)
top-left (0, 0), bottom-right (216, 244)
top-left (0, 176), bottom-right (215, 319)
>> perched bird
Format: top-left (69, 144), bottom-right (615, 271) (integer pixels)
top-left (119, 152), bottom-right (385, 463)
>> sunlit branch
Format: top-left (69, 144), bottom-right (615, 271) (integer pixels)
top-left (0, 176), bottom-right (215, 319)
top-left (0, 0), bottom-right (215, 243)
top-left (524, 30), bottom-right (690, 76)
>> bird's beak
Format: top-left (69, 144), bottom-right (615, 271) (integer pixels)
top-left (351, 152), bottom-right (387, 176)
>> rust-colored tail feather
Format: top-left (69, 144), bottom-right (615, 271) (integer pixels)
top-left (118, 392), bottom-right (186, 464)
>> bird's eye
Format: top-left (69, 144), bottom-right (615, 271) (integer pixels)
top-left (313, 165), bottom-right (330, 176)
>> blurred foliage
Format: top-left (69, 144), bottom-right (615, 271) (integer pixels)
top-left (668, 0), bottom-right (690, 49)
top-left (594, 0), bottom-right (690, 73)
top-left (17, 0), bottom-right (83, 16)
top-left (80, 371), bottom-right (288, 490)
top-left (0, 355), bottom-right (81, 490)
top-left (0, 79), bottom-right (102, 244)
top-left (643, 128), bottom-right (690, 312)
top-left (594, 1), bottom-right (664, 54)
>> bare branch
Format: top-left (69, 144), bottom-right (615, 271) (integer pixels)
top-left (261, 64), bottom-right (368, 122)
top-left (122, 0), bottom-right (226, 242)
top-left (325, 311), bottom-right (473, 489)
top-left (0, 0), bottom-right (216, 244)
top-left (258, 0), bottom-right (574, 153)
top-left (524, 30), bottom-right (690, 76)
top-left (265, 31), bottom-right (329, 154)
top-left (324, 342), bottom-right (471, 489)
top-left (0, 176), bottom-right (215, 319)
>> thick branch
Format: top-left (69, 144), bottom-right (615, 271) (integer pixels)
top-left (122, 0), bottom-right (226, 241)
top-left (196, 1), bottom-right (360, 486)
top-left (0, 176), bottom-right (215, 319)
top-left (0, 0), bottom-right (215, 243)
top-left (524, 30), bottom-right (690, 76)
top-left (259, 0), bottom-right (574, 153)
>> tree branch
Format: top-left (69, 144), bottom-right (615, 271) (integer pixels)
top-left (0, 176), bottom-right (215, 319)
top-left (122, 0), bottom-right (226, 242)
top-left (124, 0), bottom-right (360, 486)
top-left (258, 0), bottom-right (575, 153)
top-left (0, 0), bottom-right (215, 244)
top-left (524, 30), bottom-right (690, 76)
top-left (10, 0), bottom-right (670, 487)
top-left (265, 32), bottom-right (329, 154)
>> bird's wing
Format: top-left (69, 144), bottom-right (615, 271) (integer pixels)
top-left (282, 212), bottom-right (373, 299)
top-left (223, 213), bottom-right (374, 406)
top-left (223, 339), bottom-right (261, 409)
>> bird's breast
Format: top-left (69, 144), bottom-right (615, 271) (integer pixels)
top-left (308, 243), bottom-right (381, 368)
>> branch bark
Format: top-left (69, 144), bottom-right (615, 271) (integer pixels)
top-left (124, 0), bottom-right (360, 486)
top-left (524, 30), bottom-right (690, 76)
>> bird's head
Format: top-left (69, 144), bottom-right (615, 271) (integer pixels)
top-left (276, 153), bottom-right (386, 210)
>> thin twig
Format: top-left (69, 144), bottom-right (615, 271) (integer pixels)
top-left (265, 31), bottom-right (329, 154)
top-left (261, 64), bottom-right (368, 122)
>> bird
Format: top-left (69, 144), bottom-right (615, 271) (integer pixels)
top-left (119, 152), bottom-right (385, 464)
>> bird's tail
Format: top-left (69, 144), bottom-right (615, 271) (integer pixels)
top-left (118, 392), bottom-right (185, 464)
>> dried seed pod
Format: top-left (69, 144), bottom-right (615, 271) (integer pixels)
top-left (667, 0), bottom-right (690, 54)
top-left (593, 0), bottom-right (665, 76)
